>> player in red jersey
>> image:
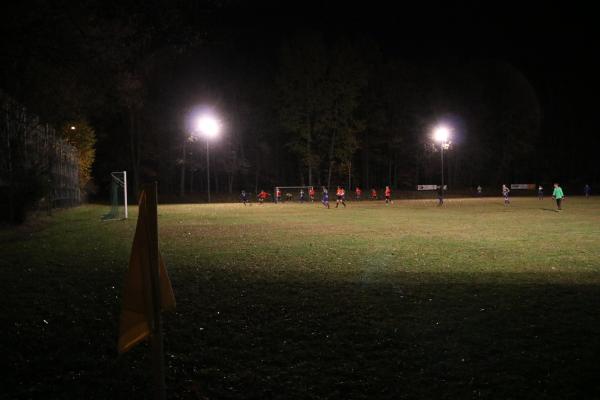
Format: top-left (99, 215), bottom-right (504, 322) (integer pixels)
top-left (308, 187), bottom-right (316, 202)
top-left (385, 186), bottom-right (392, 205)
top-left (335, 186), bottom-right (346, 208)
top-left (370, 188), bottom-right (377, 200)
top-left (355, 186), bottom-right (362, 200)
top-left (257, 190), bottom-right (270, 204)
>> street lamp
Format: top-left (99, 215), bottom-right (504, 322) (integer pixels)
top-left (433, 125), bottom-right (452, 203)
top-left (193, 115), bottom-right (222, 203)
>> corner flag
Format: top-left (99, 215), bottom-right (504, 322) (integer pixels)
top-left (118, 186), bottom-right (175, 354)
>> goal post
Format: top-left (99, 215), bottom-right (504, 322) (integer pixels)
top-left (103, 171), bottom-right (128, 220)
top-left (123, 171), bottom-right (128, 219)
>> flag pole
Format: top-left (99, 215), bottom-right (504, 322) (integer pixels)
top-left (145, 182), bottom-right (166, 400)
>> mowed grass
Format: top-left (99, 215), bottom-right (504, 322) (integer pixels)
top-left (2, 197), bottom-right (600, 399)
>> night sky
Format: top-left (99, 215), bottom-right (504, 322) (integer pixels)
top-left (190, 1), bottom-right (600, 184)
top-left (220, 1), bottom-right (598, 133)
top-left (2, 0), bottom-right (599, 193)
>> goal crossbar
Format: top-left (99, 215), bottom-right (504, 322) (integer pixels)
top-left (274, 186), bottom-right (314, 191)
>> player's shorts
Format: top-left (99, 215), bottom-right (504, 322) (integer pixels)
top-left (385, 195), bottom-right (391, 199)
top-left (336, 195), bottom-right (344, 201)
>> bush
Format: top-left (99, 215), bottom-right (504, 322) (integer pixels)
top-left (0, 168), bottom-right (49, 224)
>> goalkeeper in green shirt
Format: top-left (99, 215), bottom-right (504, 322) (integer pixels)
top-left (552, 183), bottom-right (564, 211)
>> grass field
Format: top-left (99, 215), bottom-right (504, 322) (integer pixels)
top-left (2, 197), bottom-right (600, 399)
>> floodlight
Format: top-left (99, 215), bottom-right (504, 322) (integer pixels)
top-left (195, 115), bottom-right (221, 139)
top-left (433, 126), bottom-right (451, 143)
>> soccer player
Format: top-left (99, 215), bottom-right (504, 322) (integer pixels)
top-left (240, 190), bottom-right (248, 206)
top-left (299, 189), bottom-right (306, 203)
top-left (335, 186), bottom-right (346, 208)
top-left (308, 186), bottom-right (316, 202)
top-left (553, 183), bottom-right (565, 210)
top-left (477, 185), bottom-right (482, 197)
top-left (275, 187), bottom-right (282, 204)
top-left (355, 186), bottom-right (362, 201)
top-left (437, 185), bottom-right (444, 206)
top-left (321, 187), bottom-right (330, 208)
top-left (502, 184), bottom-right (510, 206)
top-left (584, 184), bottom-right (591, 198)
top-left (257, 190), bottom-right (269, 205)
top-left (385, 186), bottom-right (392, 205)
top-left (538, 185), bottom-right (544, 200)
top-left (370, 188), bottom-right (377, 200)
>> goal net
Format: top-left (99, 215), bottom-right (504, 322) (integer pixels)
top-left (102, 171), bottom-right (128, 220)
top-left (274, 186), bottom-right (314, 202)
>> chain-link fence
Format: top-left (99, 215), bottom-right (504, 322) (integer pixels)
top-left (0, 90), bottom-right (79, 223)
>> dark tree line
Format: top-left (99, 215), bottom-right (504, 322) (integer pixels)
top-left (114, 31), bottom-right (548, 197)
top-left (2, 1), bottom-right (597, 202)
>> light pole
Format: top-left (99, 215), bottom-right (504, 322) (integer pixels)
top-left (194, 115), bottom-right (221, 203)
top-left (433, 125), bottom-right (451, 203)
top-left (205, 140), bottom-right (210, 203)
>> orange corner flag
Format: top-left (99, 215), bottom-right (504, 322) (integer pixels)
top-left (118, 188), bottom-right (175, 354)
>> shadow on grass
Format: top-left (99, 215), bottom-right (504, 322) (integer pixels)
top-left (3, 268), bottom-right (600, 399)
top-left (540, 208), bottom-right (560, 213)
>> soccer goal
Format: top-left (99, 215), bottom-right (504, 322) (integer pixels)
top-left (103, 171), bottom-right (128, 220)
top-left (274, 186), bottom-right (314, 202)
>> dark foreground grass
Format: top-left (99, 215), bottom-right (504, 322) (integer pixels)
top-left (2, 197), bottom-right (600, 399)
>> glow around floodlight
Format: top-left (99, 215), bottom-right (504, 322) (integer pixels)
top-left (433, 125), bottom-right (451, 143)
top-left (194, 115), bottom-right (221, 139)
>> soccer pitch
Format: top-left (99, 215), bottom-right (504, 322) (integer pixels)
top-left (2, 197), bottom-right (600, 399)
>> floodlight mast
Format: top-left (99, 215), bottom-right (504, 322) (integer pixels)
top-left (205, 140), bottom-right (210, 203)
top-left (192, 114), bottom-right (222, 203)
top-left (433, 125), bottom-right (452, 202)
top-left (123, 171), bottom-right (128, 219)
